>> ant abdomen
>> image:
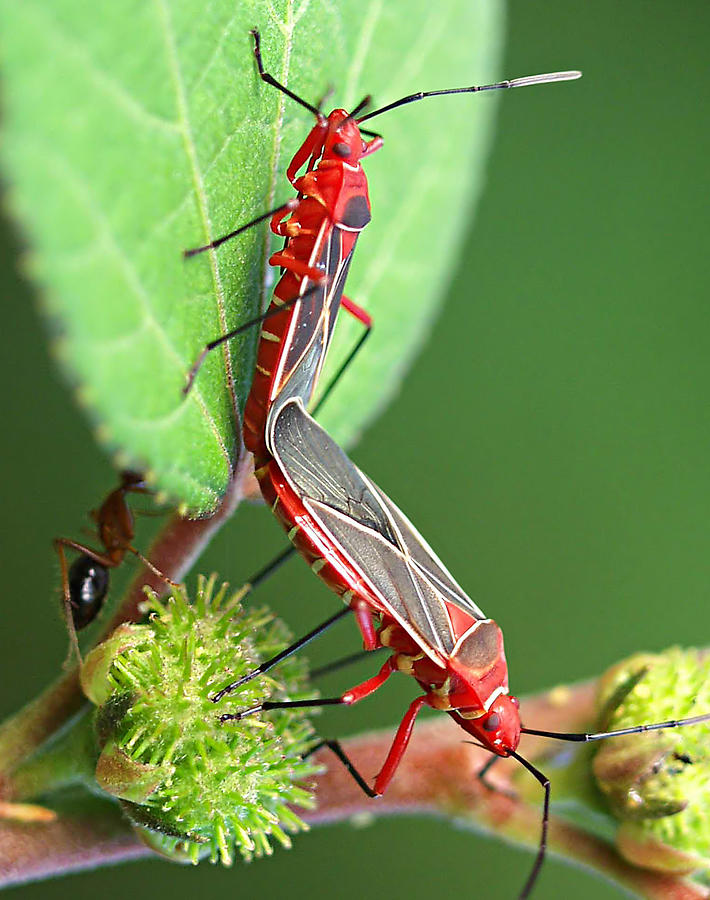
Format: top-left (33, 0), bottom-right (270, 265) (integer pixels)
top-left (67, 555), bottom-right (110, 629)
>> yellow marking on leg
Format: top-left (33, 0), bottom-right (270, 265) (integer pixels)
top-left (311, 558), bottom-right (326, 574)
top-left (256, 364), bottom-right (271, 377)
top-left (288, 526), bottom-right (300, 542)
top-left (261, 330), bottom-right (281, 343)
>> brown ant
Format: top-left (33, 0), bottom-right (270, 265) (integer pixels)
top-left (54, 470), bottom-right (177, 660)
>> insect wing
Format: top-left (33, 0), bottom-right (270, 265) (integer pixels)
top-left (271, 223), bottom-right (355, 414)
top-left (270, 401), bottom-right (485, 661)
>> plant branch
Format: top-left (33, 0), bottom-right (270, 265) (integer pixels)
top-left (0, 454), bottom-right (251, 784)
top-left (0, 680), bottom-right (706, 898)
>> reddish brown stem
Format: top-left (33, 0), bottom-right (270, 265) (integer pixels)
top-left (0, 682), bottom-right (706, 898)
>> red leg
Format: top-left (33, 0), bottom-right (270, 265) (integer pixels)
top-left (373, 695), bottom-right (428, 795)
top-left (268, 252), bottom-right (324, 283)
top-left (287, 123), bottom-right (327, 183)
top-left (222, 656), bottom-right (397, 722)
top-left (352, 597), bottom-right (378, 650)
top-left (341, 657), bottom-right (396, 704)
top-left (361, 136), bottom-right (384, 157)
top-left (342, 295), bottom-right (372, 328)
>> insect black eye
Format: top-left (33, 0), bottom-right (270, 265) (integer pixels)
top-left (483, 713), bottom-right (500, 732)
top-left (332, 142), bottom-right (351, 158)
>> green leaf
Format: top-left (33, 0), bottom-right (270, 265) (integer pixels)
top-left (0, 0), bottom-right (504, 514)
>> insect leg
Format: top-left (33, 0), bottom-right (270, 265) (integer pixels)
top-left (221, 657), bottom-right (396, 722)
top-left (210, 606), bottom-right (353, 702)
top-left (310, 646), bottom-right (387, 680)
top-left (372, 695), bottom-right (428, 794)
top-left (126, 546), bottom-right (181, 588)
top-left (183, 281), bottom-right (324, 396)
top-left (183, 199), bottom-right (298, 257)
top-left (250, 29), bottom-right (320, 117)
top-left (53, 538), bottom-right (84, 665)
top-left (508, 749), bottom-right (551, 900)
top-left (303, 739), bottom-right (377, 798)
top-left (311, 296), bottom-right (373, 416)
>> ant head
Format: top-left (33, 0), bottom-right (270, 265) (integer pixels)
top-left (464, 694), bottom-right (522, 756)
top-left (321, 109), bottom-right (367, 164)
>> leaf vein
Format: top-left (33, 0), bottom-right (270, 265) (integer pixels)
top-left (155, 0), bottom-right (238, 467)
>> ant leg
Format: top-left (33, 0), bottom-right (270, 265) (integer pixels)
top-left (53, 539), bottom-right (84, 666)
top-left (127, 546), bottom-right (181, 588)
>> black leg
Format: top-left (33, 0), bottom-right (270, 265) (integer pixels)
top-left (311, 646), bottom-right (385, 681)
top-left (219, 694), bottom-right (347, 722)
top-left (474, 751), bottom-right (519, 801)
top-left (476, 754), bottom-right (499, 791)
top-left (243, 544), bottom-right (297, 592)
top-left (312, 323), bottom-right (372, 416)
top-left (211, 606), bottom-right (353, 702)
top-left (183, 199), bottom-right (297, 258)
top-left (304, 738), bottom-right (377, 798)
top-left (183, 282), bottom-right (323, 396)
top-left (509, 749), bottom-right (551, 900)
top-left (250, 29), bottom-right (320, 116)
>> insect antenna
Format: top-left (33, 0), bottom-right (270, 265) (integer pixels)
top-left (357, 69), bottom-right (582, 124)
top-left (520, 711), bottom-right (710, 743)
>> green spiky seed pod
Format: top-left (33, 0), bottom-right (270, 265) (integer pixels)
top-left (593, 648), bottom-right (710, 874)
top-left (80, 576), bottom-right (319, 864)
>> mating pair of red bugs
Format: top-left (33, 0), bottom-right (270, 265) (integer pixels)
top-left (60, 31), bottom-right (707, 898)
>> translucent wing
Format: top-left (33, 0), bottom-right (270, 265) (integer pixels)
top-left (269, 400), bottom-right (486, 658)
top-left (271, 223), bottom-right (356, 414)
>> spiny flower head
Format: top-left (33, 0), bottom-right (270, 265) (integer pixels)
top-left (80, 576), bottom-right (319, 864)
top-left (593, 647), bottom-right (710, 874)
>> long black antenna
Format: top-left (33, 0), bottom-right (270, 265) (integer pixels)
top-left (521, 711), bottom-right (710, 743)
top-left (357, 70), bottom-right (582, 124)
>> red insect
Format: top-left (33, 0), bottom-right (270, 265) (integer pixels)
top-left (217, 397), bottom-right (710, 898)
top-left (184, 29), bottom-right (581, 450)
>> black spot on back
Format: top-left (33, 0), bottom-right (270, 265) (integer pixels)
top-left (341, 194), bottom-right (371, 230)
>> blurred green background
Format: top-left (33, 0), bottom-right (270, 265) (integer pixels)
top-left (1, 1), bottom-right (708, 897)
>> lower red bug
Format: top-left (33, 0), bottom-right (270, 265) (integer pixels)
top-left (211, 398), bottom-right (710, 898)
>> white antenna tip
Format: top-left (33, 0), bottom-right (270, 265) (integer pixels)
top-left (509, 70), bottom-right (583, 89)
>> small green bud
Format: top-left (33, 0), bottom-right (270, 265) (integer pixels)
top-left (593, 648), bottom-right (710, 873)
top-left (80, 576), bottom-right (319, 864)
